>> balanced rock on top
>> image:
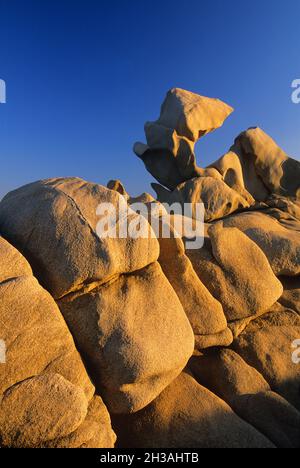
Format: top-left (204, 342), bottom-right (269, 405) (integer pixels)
top-left (134, 89), bottom-right (300, 224)
top-left (134, 88), bottom-right (233, 190)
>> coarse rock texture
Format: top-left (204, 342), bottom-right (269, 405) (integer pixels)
top-left (106, 186), bottom-right (231, 350)
top-left (194, 328), bottom-right (233, 349)
top-left (186, 224), bottom-right (283, 321)
top-left (112, 371), bottom-right (275, 448)
top-left (152, 176), bottom-right (251, 222)
top-left (0, 237), bottom-right (115, 448)
top-left (209, 149), bottom-right (270, 202)
top-left (44, 396), bottom-right (117, 449)
top-left (279, 276), bottom-right (300, 314)
top-left (263, 194), bottom-right (300, 222)
top-left (234, 128), bottom-right (300, 198)
top-left (227, 316), bottom-right (256, 339)
top-left (209, 127), bottom-right (300, 201)
top-left (134, 88), bottom-right (233, 190)
top-left (58, 262), bottom-right (195, 414)
top-left (0, 177), bottom-right (194, 415)
top-left (151, 215), bottom-right (230, 347)
top-left (0, 374), bottom-right (88, 447)
top-left (1, 87), bottom-right (300, 448)
top-left (233, 303), bottom-right (300, 411)
top-left (0, 177), bottom-right (159, 299)
top-left (135, 89), bottom-right (300, 221)
top-left (0, 236), bottom-right (32, 280)
top-left (107, 179), bottom-right (129, 199)
top-left (221, 211), bottom-right (300, 276)
top-left (158, 222), bottom-right (217, 332)
top-left (189, 349), bottom-right (300, 448)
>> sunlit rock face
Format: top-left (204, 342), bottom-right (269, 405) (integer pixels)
top-left (0, 178), bottom-right (195, 416)
top-left (0, 88), bottom-right (300, 448)
top-left (134, 87), bottom-right (233, 190)
top-left (0, 237), bottom-right (116, 448)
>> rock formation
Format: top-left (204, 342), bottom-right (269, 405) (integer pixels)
top-left (0, 88), bottom-right (299, 448)
top-left (0, 178), bottom-right (194, 415)
top-left (0, 237), bottom-right (116, 448)
top-left (134, 88), bottom-right (233, 190)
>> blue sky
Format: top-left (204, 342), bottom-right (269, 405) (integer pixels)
top-left (0, 0), bottom-right (299, 198)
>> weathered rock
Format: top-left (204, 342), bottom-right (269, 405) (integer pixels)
top-left (190, 349), bottom-right (300, 448)
top-left (190, 349), bottom-right (270, 397)
top-left (195, 328), bottom-right (233, 349)
top-left (228, 316), bottom-right (256, 339)
top-left (152, 88), bottom-right (234, 142)
top-left (233, 392), bottom-right (300, 449)
top-left (0, 273), bottom-right (93, 400)
top-left (0, 178), bottom-right (195, 415)
top-left (236, 128), bottom-right (300, 198)
top-left (209, 149), bottom-right (270, 202)
top-left (0, 236), bottom-right (32, 281)
top-left (157, 216), bottom-right (228, 338)
top-left (129, 191), bottom-right (159, 206)
top-left (0, 374), bottom-right (88, 448)
top-left (44, 396), bottom-right (115, 448)
top-left (58, 262), bottom-right (195, 414)
top-left (112, 371), bottom-right (274, 448)
top-left (0, 237), bottom-right (115, 448)
top-left (233, 303), bottom-right (300, 410)
top-left (209, 127), bottom-right (300, 201)
top-left (153, 176), bottom-right (251, 222)
top-left (279, 276), bottom-right (300, 314)
top-left (108, 182), bottom-right (229, 348)
top-left (265, 195), bottom-right (300, 222)
top-left (134, 144), bottom-right (189, 191)
top-left (267, 207), bottom-right (300, 233)
top-left (134, 88), bottom-right (233, 190)
top-left (1, 86), bottom-right (299, 449)
top-left (221, 211), bottom-right (300, 276)
top-left (187, 224), bottom-right (283, 321)
top-left (107, 179), bottom-right (129, 199)
top-left (0, 177), bottom-right (159, 299)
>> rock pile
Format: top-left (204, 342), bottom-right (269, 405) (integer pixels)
top-left (0, 88), bottom-right (299, 448)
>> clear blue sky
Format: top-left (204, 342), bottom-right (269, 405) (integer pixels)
top-left (0, 0), bottom-right (299, 199)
